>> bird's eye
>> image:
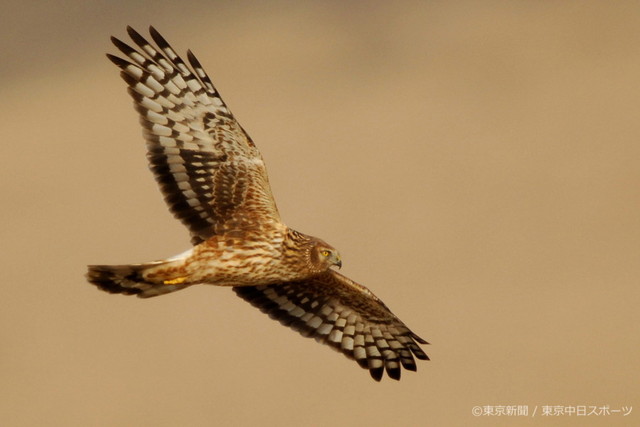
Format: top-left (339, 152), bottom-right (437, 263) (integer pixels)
top-left (321, 250), bottom-right (330, 257)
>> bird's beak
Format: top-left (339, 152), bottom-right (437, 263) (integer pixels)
top-left (335, 258), bottom-right (342, 269)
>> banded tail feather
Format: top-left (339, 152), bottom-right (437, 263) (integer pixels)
top-left (87, 262), bottom-right (191, 298)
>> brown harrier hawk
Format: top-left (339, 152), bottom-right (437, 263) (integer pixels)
top-left (87, 26), bottom-right (429, 381)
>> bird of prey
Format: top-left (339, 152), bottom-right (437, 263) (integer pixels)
top-left (87, 26), bottom-right (429, 381)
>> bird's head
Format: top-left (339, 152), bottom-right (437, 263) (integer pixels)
top-left (310, 240), bottom-right (342, 272)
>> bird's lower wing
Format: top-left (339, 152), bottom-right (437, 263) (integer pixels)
top-left (233, 270), bottom-right (428, 381)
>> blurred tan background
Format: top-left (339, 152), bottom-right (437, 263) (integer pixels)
top-left (1, 1), bottom-right (639, 426)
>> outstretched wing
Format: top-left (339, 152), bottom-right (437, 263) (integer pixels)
top-left (108, 26), bottom-right (280, 244)
top-left (233, 270), bottom-right (429, 381)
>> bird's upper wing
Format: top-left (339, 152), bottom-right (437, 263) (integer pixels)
top-left (233, 270), bottom-right (428, 381)
top-left (108, 27), bottom-right (280, 244)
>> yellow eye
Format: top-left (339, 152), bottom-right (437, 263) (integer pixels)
top-left (321, 250), bottom-right (330, 257)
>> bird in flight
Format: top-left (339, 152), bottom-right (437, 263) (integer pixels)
top-left (87, 26), bottom-right (429, 381)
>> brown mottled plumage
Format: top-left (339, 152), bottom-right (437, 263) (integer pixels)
top-left (87, 26), bottom-right (428, 381)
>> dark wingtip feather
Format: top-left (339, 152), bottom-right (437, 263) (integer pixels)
top-left (412, 344), bottom-right (430, 360)
top-left (369, 367), bottom-right (384, 382)
top-left (186, 50), bottom-right (202, 70)
top-left (126, 25), bottom-right (139, 38)
top-left (106, 53), bottom-right (131, 69)
top-left (386, 365), bottom-right (401, 381)
top-left (412, 332), bottom-right (429, 345)
top-left (149, 26), bottom-right (170, 49)
top-left (110, 36), bottom-right (136, 56)
top-left (355, 356), bottom-right (369, 369)
top-left (120, 71), bottom-right (141, 89)
top-left (403, 362), bottom-right (417, 372)
top-left (126, 26), bottom-right (150, 49)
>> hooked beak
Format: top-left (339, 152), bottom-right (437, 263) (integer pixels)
top-left (335, 257), bottom-right (342, 269)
